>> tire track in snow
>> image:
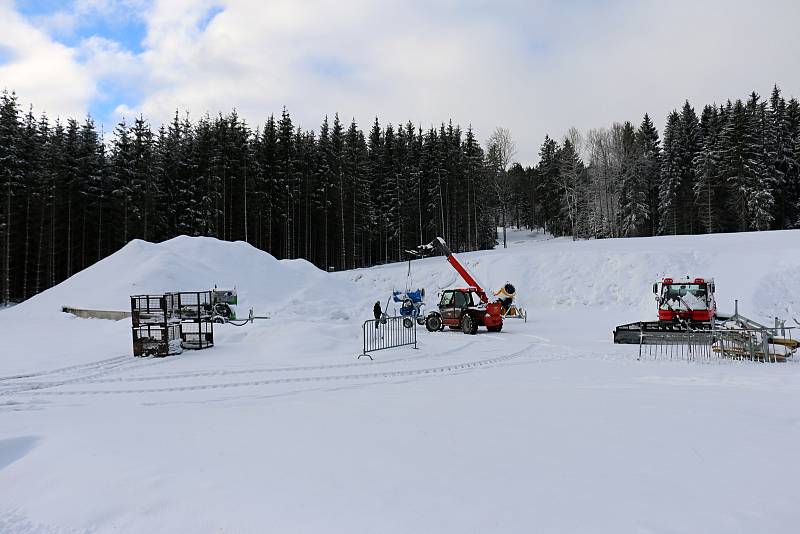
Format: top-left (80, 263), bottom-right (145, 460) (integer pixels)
top-left (73, 336), bottom-right (483, 385)
top-left (15, 346), bottom-right (534, 396)
top-left (0, 355), bottom-right (129, 381)
top-left (0, 336), bottom-right (482, 395)
top-left (2, 328), bottom-right (543, 397)
top-left (0, 355), bottom-right (179, 395)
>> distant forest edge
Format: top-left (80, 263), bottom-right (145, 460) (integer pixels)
top-left (1, 85), bottom-right (799, 304)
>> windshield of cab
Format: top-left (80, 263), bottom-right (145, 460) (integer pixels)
top-left (660, 283), bottom-right (708, 309)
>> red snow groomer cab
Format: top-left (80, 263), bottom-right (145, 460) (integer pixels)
top-left (655, 277), bottom-right (716, 323)
top-left (614, 276), bottom-right (719, 345)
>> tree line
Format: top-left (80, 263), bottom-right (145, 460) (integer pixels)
top-left (0, 90), bottom-right (500, 305)
top-left (503, 86), bottom-right (800, 240)
top-left (2, 86), bottom-right (798, 305)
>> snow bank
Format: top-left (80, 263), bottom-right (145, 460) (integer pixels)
top-left (10, 227), bottom-right (800, 326)
top-left (11, 235), bottom-right (348, 317)
top-left (5, 227), bottom-right (800, 331)
top-left (342, 228), bottom-right (800, 324)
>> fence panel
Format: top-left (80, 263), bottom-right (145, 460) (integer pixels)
top-left (360, 316), bottom-right (417, 359)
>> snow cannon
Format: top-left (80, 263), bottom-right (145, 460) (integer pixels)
top-left (494, 282), bottom-right (527, 321)
top-left (392, 289), bottom-right (426, 328)
top-left (494, 283), bottom-right (516, 309)
top-left (210, 287), bottom-right (238, 323)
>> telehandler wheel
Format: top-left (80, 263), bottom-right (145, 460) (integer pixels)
top-left (402, 317), bottom-right (414, 329)
top-left (461, 313), bottom-right (478, 335)
top-left (425, 313), bottom-right (443, 332)
top-left (487, 323), bottom-right (503, 333)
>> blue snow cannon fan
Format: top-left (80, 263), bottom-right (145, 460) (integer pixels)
top-left (392, 288), bottom-right (426, 328)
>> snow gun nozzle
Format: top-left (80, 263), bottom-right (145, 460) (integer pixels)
top-left (414, 237), bottom-right (451, 257)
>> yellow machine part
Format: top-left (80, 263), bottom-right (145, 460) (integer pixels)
top-left (711, 346), bottom-right (790, 362)
top-left (770, 337), bottom-right (800, 349)
top-left (495, 287), bottom-right (514, 299)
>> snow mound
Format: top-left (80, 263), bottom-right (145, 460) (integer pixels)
top-left (14, 235), bottom-right (339, 316)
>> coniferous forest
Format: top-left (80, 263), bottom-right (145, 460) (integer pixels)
top-left (1, 86), bottom-right (799, 305)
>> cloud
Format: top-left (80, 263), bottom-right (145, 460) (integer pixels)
top-left (0, 2), bottom-right (95, 120)
top-left (4, 0), bottom-right (800, 163)
top-left (113, 0), bottom-right (800, 163)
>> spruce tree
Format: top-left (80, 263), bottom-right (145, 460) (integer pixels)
top-left (693, 105), bottom-right (722, 233)
top-left (634, 114), bottom-right (661, 235)
top-left (745, 93), bottom-right (773, 230)
top-left (678, 101), bottom-right (702, 234)
top-left (659, 111), bottom-right (682, 235)
top-left (0, 92), bottom-right (22, 304)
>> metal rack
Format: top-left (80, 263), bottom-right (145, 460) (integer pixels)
top-left (130, 291), bottom-right (215, 357)
top-left (130, 294), bottom-right (182, 357)
top-left (174, 291), bottom-right (215, 351)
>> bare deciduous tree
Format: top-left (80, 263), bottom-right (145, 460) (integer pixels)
top-left (486, 127), bottom-right (517, 248)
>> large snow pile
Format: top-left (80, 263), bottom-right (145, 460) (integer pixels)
top-left (2, 236), bottom-right (360, 374)
top-left (14, 235), bottom-right (356, 319)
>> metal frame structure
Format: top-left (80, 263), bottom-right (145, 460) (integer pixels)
top-left (130, 291), bottom-right (215, 357)
top-left (130, 294), bottom-right (182, 357)
top-left (635, 313), bottom-right (797, 363)
top-left (172, 291), bottom-right (215, 351)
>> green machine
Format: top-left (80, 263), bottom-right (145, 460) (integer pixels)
top-left (211, 287), bottom-right (238, 323)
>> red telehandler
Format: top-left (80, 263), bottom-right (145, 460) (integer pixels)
top-left (412, 237), bottom-right (505, 335)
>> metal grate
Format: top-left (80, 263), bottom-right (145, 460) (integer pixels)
top-left (636, 324), bottom-right (797, 363)
top-left (180, 320), bottom-right (214, 350)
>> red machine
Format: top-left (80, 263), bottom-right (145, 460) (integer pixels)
top-left (654, 277), bottom-right (716, 323)
top-left (415, 237), bottom-right (504, 335)
top-left (614, 276), bottom-right (718, 344)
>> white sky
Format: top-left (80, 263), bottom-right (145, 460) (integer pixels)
top-left (1, 0), bottom-right (799, 164)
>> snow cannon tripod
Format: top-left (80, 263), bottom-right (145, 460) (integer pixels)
top-left (411, 237), bottom-right (505, 335)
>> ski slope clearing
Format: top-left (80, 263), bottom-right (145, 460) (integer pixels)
top-left (2, 229), bottom-right (800, 533)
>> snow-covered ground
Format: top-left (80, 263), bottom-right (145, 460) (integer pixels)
top-left (2, 229), bottom-right (800, 533)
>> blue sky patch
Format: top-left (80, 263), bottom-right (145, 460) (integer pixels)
top-left (306, 57), bottom-right (355, 78)
top-left (15, 0), bottom-right (65, 17)
top-left (19, 1), bottom-right (148, 53)
top-left (197, 6), bottom-right (225, 33)
top-left (0, 44), bottom-right (17, 64)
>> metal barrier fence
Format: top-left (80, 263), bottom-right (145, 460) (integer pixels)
top-left (360, 315), bottom-right (417, 359)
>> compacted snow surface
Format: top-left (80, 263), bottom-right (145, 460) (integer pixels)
top-left (2, 230), bottom-right (800, 533)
